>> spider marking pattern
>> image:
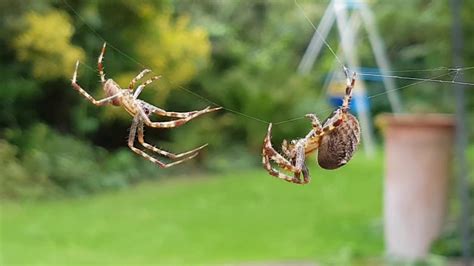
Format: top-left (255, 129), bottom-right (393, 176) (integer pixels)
top-left (72, 43), bottom-right (221, 168)
top-left (262, 72), bottom-right (361, 184)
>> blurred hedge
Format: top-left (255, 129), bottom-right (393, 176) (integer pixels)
top-left (1, 124), bottom-right (158, 199)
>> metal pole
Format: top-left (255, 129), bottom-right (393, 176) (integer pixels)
top-left (358, 1), bottom-right (403, 113)
top-left (450, 0), bottom-right (471, 265)
top-left (298, 1), bottom-right (336, 74)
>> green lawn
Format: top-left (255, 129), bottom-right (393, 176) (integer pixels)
top-left (1, 152), bottom-right (383, 265)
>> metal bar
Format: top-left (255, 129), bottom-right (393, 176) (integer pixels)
top-left (358, 1), bottom-right (403, 113)
top-left (450, 0), bottom-right (472, 265)
top-left (298, 1), bottom-right (336, 74)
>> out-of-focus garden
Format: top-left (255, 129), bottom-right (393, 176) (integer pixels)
top-left (0, 0), bottom-right (473, 265)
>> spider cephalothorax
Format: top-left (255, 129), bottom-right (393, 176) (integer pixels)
top-left (262, 72), bottom-right (361, 184)
top-left (72, 43), bottom-right (221, 167)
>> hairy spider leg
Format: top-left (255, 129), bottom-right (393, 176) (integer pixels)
top-left (139, 106), bottom-right (222, 129)
top-left (262, 149), bottom-right (310, 185)
top-left (341, 72), bottom-right (356, 113)
top-left (300, 163), bottom-right (311, 184)
top-left (262, 150), bottom-right (307, 184)
top-left (305, 114), bottom-right (323, 134)
top-left (320, 72), bottom-right (356, 132)
top-left (71, 61), bottom-right (124, 106)
top-left (129, 69), bottom-right (152, 90)
top-left (98, 42), bottom-right (107, 84)
top-left (262, 150), bottom-right (309, 184)
top-left (316, 71), bottom-right (357, 135)
top-left (262, 123), bottom-right (310, 184)
top-left (128, 117), bottom-right (198, 168)
top-left (136, 119), bottom-right (208, 160)
top-left (304, 72), bottom-right (355, 138)
top-left (281, 139), bottom-right (293, 158)
top-left (263, 124), bottom-right (300, 173)
top-left (139, 100), bottom-right (201, 118)
top-left (133, 76), bottom-right (161, 99)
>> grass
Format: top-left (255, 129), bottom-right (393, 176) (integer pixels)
top-left (0, 152), bottom-right (384, 265)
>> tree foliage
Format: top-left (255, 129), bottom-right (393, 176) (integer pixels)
top-left (13, 10), bottom-right (85, 80)
top-left (134, 13), bottom-right (211, 102)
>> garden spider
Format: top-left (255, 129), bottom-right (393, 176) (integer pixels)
top-left (72, 43), bottom-right (221, 168)
top-left (262, 71), bottom-right (361, 184)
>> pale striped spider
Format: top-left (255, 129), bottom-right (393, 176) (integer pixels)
top-left (262, 72), bottom-right (361, 184)
top-left (72, 43), bottom-right (221, 167)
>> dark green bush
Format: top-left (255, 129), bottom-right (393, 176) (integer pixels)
top-left (0, 140), bottom-right (57, 199)
top-left (1, 123), bottom-right (158, 199)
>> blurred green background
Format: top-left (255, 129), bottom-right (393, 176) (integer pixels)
top-left (0, 0), bottom-right (473, 265)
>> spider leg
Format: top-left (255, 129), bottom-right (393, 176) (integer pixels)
top-left (98, 42), bottom-right (107, 84)
top-left (281, 139), bottom-right (292, 158)
top-left (262, 123), bottom-right (308, 184)
top-left (292, 140), bottom-right (311, 184)
top-left (321, 109), bottom-right (346, 133)
top-left (294, 141), bottom-right (306, 174)
top-left (133, 76), bottom-right (161, 99)
top-left (305, 71), bottom-right (355, 141)
top-left (128, 117), bottom-right (198, 168)
top-left (301, 163), bottom-right (310, 184)
top-left (129, 69), bottom-right (152, 90)
top-left (305, 113), bottom-right (324, 137)
top-left (319, 72), bottom-right (356, 133)
top-left (341, 72), bottom-right (356, 113)
top-left (314, 99), bottom-right (355, 154)
top-left (139, 100), bottom-right (207, 118)
top-left (72, 61), bottom-right (124, 106)
top-left (281, 139), bottom-right (308, 177)
top-left (262, 152), bottom-right (305, 184)
top-left (263, 124), bottom-right (301, 173)
top-left (140, 106), bottom-right (222, 128)
top-left (136, 119), bottom-right (208, 159)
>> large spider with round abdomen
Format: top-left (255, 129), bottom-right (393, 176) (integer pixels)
top-left (71, 43), bottom-right (221, 168)
top-left (262, 72), bottom-right (361, 184)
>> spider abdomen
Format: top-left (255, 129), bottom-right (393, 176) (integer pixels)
top-left (104, 79), bottom-right (122, 106)
top-left (317, 113), bottom-right (360, 169)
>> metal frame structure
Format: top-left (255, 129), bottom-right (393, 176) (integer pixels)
top-left (298, 0), bottom-right (404, 156)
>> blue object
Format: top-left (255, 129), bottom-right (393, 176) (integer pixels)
top-left (328, 94), bottom-right (370, 115)
top-left (345, 0), bottom-right (362, 10)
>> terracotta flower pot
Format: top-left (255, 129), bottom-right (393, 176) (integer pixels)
top-left (376, 113), bottom-right (455, 260)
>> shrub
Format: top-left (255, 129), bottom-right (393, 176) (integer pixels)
top-left (0, 140), bottom-right (57, 199)
top-left (2, 123), bottom-right (158, 199)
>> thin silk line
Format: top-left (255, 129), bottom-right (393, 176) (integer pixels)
top-left (360, 73), bottom-right (474, 87)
